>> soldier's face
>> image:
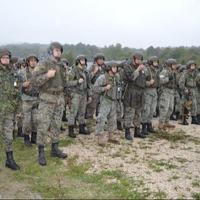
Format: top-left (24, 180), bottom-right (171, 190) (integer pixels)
top-left (172, 64), bottom-right (177, 70)
top-left (80, 58), bottom-right (86, 66)
top-left (190, 64), bottom-right (196, 70)
top-left (0, 55), bottom-right (10, 65)
top-left (53, 48), bottom-right (62, 58)
top-left (29, 58), bottom-right (37, 68)
top-left (96, 58), bottom-right (104, 66)
top-left (153, 61), bottom-right (158, 67)
top-left (111, 66), bottom-right (117, 74)
top-left (133, 58), bottom-right (142, 65)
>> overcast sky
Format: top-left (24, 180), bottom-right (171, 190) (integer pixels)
top-left (1, 0), bottom-right (200, 48)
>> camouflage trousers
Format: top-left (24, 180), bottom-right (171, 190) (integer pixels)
top-left (22, 100), bottom-right (38, 136)
top-left (159, 88), bottom-right (174, 123)
top-left (0, 112), bottom-right (15, 152)
top-left (85, 93), bottom-right (100, 119)
top-left (116, 100), bottom-right (124, 123)
top-left (124, 106), bottom-right (142, 128)
top-left (189, 88), bottom-right (197, 116)
top-left (37, 94), bottom-right (64, 146)
top-left (68, 93), bottom-right (87, 126)
top-left (174, 91), bottom-right (181, 113)
top-left (141, 88), bottom-right (157, 123)
top-left (96, 97), bottom-right (117, 134)
top-left (197, 89), bottom-right (200, 115)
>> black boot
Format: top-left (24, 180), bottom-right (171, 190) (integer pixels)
top-left (147, 123), bottom-right (155, 133)
top-left (170, 113), bottom-right (176, 121)
top-left (17, 127), bottom-right (23, 137)
top-left (191, 116), bottom-right (200, 125)
top-left (38, 145), bottom-right (46, 166)
top-left (51, 142), bottom-right (68, 159)
top-left (175, 112), bottom-right (180, 120)
top-left (117, 121), bottom-right (123, 131)
top-left (197, 114), bottom-right (200, 123)
top-left (79, 124), bottom-right (90, 135)
top-left (62, 110), bottom-right (68, 122)
top-left (5, 151), bottom-right (20, 170)
top-left (134, 127), bottom-right (146, 138)
top-left (24, 135), bottom-right (32, 147)
top-left (125, 128), bottom-right (133, 140)
top-left (60, 125), bottom-right (66, 131)
top-left (31, 132), bottom-right (37, 144)
top-left (68, 125), bottom-right (76, 138)
top-left (141, 123), bottom-right (148, 135)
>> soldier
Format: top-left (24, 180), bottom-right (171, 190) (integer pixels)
top-left (19, 55), bottom-right (39, 146)
top-left (67, 55), bottom-right (91, 138)
top-left (123, 53), bottom-right (146, 140)
top-left (196, 65), bottom-right (200, 122)
top-left (179, 60), bottom-right (200, 125)
top-left (0, 49), bottom-right (20, 170)
top-left (159, 59), bottom-right (177, 129)
top-left (86, 53), bottom-right (105, 121)
top-left (32, 42), bottom-right (68, 166)
top-left (141, 56), bottom-right (160, 134)
top-left (94, 62), bottom-right (120, 146)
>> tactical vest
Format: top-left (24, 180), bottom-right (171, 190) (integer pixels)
top-left (185, 72), bottom-right (196, 88)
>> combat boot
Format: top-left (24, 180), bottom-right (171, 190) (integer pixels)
top-left (197, 114), bottom-right (200, 123)
top-left (134, 127), bottom-right (146, 138)
top-left (147, 122), bottom-right (156, 133)
top-left (62, 110), bottom-right (68, 122)
top-left (97, 134), bottom-right (107, 147)
top-left (31, 132), bottom-right (37, 144)
top-left (191, 116), bottom-right (200, 125)
top-left (24, 135), bottom-right (32, 147)
top-left (68, 125), bottom-right (76, 138)
top-left (164, 122), bottom-right (175, 128)
top-left (38, 145), bottom-right (46, 166)
top-left (125, 128), bottom-right (133, 141)
top-left (141, 123), bottom-right (148, 135)
top-left (5, 151), bottom-right (20, 170)
top-left (108, 132), bottom-right (120, 145)
top-left (79, 124), bottom-right (90, 135)
top-left (51, 142), bottom-right (68, 159)
top-left (17, 127), bottom-right (23, 137)
top-left (117, 121), bottom-right (123, 131)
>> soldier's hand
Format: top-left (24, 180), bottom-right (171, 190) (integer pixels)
top-left (47, 69), bottom-right (56, 78)
top-left (88, 97), bottom-right (92, 104)
top-left (78, 78), bottom-right (84, 83)
top-left (105, 84), bottom-right (112, 91)
top-left (23, 81), bottom-right (30, 88)
top-left (93, 65), bottom-right (99, 75)
top-left (150, 79), bottom-right (155, 85)
top-left (137, 64), bottom-right (144, 71)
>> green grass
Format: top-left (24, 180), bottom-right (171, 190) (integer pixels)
top-left (192, 193), bottom-right (200, 200)
top-left (149, 159), bottom-right (177, 172)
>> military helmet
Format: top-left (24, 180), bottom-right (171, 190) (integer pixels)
top-left (10, 57), bottom-right (18, 64)
top-left (26, 54), bottom-right (39, 63)
top-left (105, 62), bottom-right (119, 72)
top-left (132, 52), bottom-right (143, 61)
top-left (186, 60), bottom-right (196, 69)
top-left (166, 58), bottom-right (177, 66)
top-left (148, 56), bottom-right (159, 65)
top-left (0, 48), bottom-right (11, 59)
top-left (94, 53), bottom-right (105, 62)
top-left (75, 55), bottom-right (87, 66)
top-left (176, 64), bottom-right (182, 70)
top-left (48, 42), bottom-right (63, 54)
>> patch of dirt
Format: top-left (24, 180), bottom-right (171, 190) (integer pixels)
top-left (62, 119), bottom-right (200, 199)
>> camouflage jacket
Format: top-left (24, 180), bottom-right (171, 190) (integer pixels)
top-left (94, 72), bottom-right (120, 101)
top-left (67, 65), bottom-right (92, 96)
top-left (0, 64), bottom-right (20, 114)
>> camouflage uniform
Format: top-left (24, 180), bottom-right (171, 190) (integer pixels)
top-left (67, 55), bottom-right (91, 137)
top-left (159, 59), bottom-right (177, 128)
top-left (179, 61), bottom-right (200, 124)
top-left (0, 49), bottom-right (20, 170)
top-left (196, 67), bottom-right (200, 121)
top-left (141, 60), bottom-right (159, 133)
top-left (123, 53), bottom-right (146, 140)
top-left (19, 58), bottom-right (39, 145)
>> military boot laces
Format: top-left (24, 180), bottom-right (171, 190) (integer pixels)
top-left (68, 125), bottom-right (76, 138)
top-left (134, 127), bottom-right (146, 138)
top-left (38, 145), bottom-right (47, 166)
top-left (79, 124), bottom-right (90, 135)
top-left (24, 135), bottom-right (32, 147)
top-left (51, 143), bottom-right (68, 159)
top-left (125, 128), bottom-right (133, 140)
top-left (5, 151), bottom-right (20, 170)
top-left (31, 132), bottom-right (37, 144)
